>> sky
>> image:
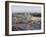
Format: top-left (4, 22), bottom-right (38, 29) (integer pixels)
top-left (12, 5), bottom-right (41, 13)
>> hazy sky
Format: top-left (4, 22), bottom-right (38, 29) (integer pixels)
top-left (12, 5), bottom-right (41, 13)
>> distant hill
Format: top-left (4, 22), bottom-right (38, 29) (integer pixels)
top-left (12, 12), bottom-right (41, 17)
